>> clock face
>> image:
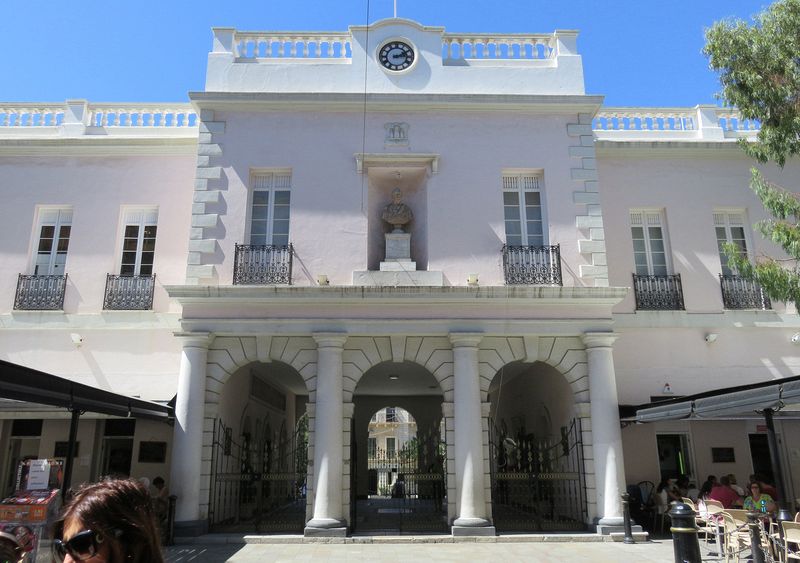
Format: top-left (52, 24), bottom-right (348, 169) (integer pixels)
top-left (379, 41), bottom-right (415, 72)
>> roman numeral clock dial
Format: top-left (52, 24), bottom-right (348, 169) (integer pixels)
top-left (378, 40), bottom-right (415, 72)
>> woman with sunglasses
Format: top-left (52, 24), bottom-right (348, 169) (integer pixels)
top-left (52, 478), bottom-right (164, 563)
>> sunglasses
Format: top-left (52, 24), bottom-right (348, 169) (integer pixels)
top-left (52, 529), bottom-right (120, 562)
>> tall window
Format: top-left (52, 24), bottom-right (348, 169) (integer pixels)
top-left (385, 407), bottom-right (397, 423)
top-left (714, 210), bottom-right (748, 276)
top-left (503, 173), bottom-right (545, 247)
top-left (630, 210), bottom-right (669, 276)
top-left (33, 208), bottom-right (72, 275)
top-left (120, 209), bottom-right (157, 276)
top-left (386, 437), bottom-right (396, 459)
top-left (250, 172), bottom-right (291, 246)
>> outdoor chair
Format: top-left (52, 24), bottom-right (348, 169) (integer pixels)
top-left (783, 521), bottom-right (800, 561)
top-left (721, 511), bottom-right (750, 563)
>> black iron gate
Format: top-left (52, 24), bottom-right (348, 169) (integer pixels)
top-left (209, 416), bottom-right (308, 533)
top-left (353, 425), bottom-right (447, 534)
top-left (489, 418), bottom-right (587, 531)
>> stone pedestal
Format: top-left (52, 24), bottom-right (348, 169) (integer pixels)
top-left (385, 232), bottom-right (411, 261)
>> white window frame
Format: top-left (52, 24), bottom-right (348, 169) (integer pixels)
top-left (118, 208), bottom-right (158, 277)
top-left (713, 209), bottom-right (752, 276)
top-left (630, 209), bottom-right (672, 276)
top-left (31, 207), bottom-right (73, 276)
top-left (248, 169), bottom-right (292, 247)
top-left (502, 170), bottom-right (548, 247)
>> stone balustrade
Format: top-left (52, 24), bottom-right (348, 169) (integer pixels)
top-left (593, 106), bottom-right (761, 141)
top-left (0, 104), bottom-right (65, 127)
top-left (442, 33), bottom-right (556, 61)
top-left (715, 108), bottom-right (760, 133)
top-left (87, 104), bottom-right (197, 127)
top-left (0, 100), bottom-right (197, 138)
top-left (234, 31), bottom-right (353, 59)
top-left (218, 28), bottom-right (562, 63)
top-left (593, 108), bottom-right (697, 132)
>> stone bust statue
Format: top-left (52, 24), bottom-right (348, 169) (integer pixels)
top-left (381, 188), bottom-right (413, 233)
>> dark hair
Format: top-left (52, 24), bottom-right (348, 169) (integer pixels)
top-left (60, 478), bottom-right (164, 563)
top-left (153, 476), bottom-right (165, 488)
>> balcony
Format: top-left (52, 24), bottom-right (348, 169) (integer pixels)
top-left (103, 274), bottom-right (156, 310)
top-left (633, 274), bottom-right (685, 310)
top-left (233, 244), bottom-right (293, 285)
top-left (719, 275), bottom-right (771, 310)
top-left (14, 274), bottom-right (67, 310)
top-left (502, 244), bottom-right (562, 285)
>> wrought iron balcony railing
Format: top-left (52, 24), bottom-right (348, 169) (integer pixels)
top-left (14, 274), bottom-right (67, 310)
top-left (719, 274), bottom-right (771, 310)
top-left (633, 273), bottom-right (685, 310)
top-left (233, 243), bottom-right (293, 285)
top-left (103, 274), bottom-right (156, 310)
top-left (502, 244), bottom-right (562, 285)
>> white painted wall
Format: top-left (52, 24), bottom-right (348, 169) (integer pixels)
top-left (206, 20), bottom-right (586, 96)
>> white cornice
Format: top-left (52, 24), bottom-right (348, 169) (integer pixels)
top-left (0, 137), bottom-right (198, 157)
top-left (594, 140), bottom-right (749, 158)
top-left (188, 92), bottom-right (605, 114)
top-left (355, 153), bottom-right (439, 174)
top-left (165, 284), bottom-right (628, 306)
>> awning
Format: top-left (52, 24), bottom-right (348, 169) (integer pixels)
top-left (0, 359), bottom-right (173, 420)
top-left (632, 373), bottom-right (800, 423)
top-left (630, 373), bottom-right (800, 511)
top-left (0, 359), bottom-right (173, 497)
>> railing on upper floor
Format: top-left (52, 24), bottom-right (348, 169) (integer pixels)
top-left (0, 101), bottom-right (197, 135)
top-left (502, 244), bottom-right (562, 286)
top-left (233, 31), bottom-right (353, 59)
top-left (103, 274), bottom-right (156, 310)
top-left (632, 274), bottom-right (685, 311)
top-left (593, 108), bottom-right (697, 132)
top-left (87, 105), bottom-right (197, 128)
top-left (220, 28), bottom-right (562, 64)
top-left (14, 274), bottom-right (67, 310)
top-left (0, 105), bottom-right (65, 127)
top-left (593, 106), bottom-right (761, 140)
top-left (719, 275), bottom-right (771, 310)
top-left (441, 33), bottom-right (556, 61)
top-left (233, 243), bottom-right (293, 285)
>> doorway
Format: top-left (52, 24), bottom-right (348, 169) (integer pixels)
top-left (350, 361), bottom-right (446, 534)
top-left (656, 433), bottom-right (694, 481)
top-left (749, 434), bottom-right (775, 485)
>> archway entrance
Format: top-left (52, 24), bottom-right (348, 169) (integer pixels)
top-left (488, 361), bottom-right (587, 532)
top-left (351, 361), bottom-right (446, 534)
top-left (208, 361), bottom-right (309, 533)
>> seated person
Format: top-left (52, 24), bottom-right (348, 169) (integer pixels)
top-left (707, 475), bottom-right (742, 509)
top-left (743, 482), bottom-right (776, 513)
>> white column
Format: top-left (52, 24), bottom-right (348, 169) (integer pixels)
top-left (450, 333), bottom-right (493, 534)
top-left (305, 333), bottom-right (347, 535)
top-left (583, 332), bottom-right (626, 527)
top-left (170, 332), bottom-right (212, 530)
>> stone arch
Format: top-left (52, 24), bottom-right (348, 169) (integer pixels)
top-left (199, 335), bottom-right (316, 525)
top-left (478, 336), bottom-right (589, 403)
top-left (342, 336), bottom-right (455, 402)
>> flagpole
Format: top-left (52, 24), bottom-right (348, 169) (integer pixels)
top-left (394, 0), bottom-right (397, 17)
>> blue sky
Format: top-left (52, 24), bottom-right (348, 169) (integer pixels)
top-left (0, 0), bottom-right (769, 106)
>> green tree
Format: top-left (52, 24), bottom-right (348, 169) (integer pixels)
top-left (704, 0), bottom-right (800, 306)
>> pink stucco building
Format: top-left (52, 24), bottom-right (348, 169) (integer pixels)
top-left (1, 18), bottom-right (798, 537)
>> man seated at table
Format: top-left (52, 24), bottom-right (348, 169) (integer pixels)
top-left (707, 475), bottom-right (743, 509)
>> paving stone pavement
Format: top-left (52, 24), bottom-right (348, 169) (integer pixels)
top-left (164, 539), bottom-right (679, 562)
